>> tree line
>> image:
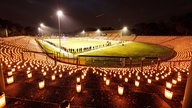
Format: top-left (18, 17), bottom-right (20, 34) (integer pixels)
top-left (131, 13), bottom-right (192, 36)
top-left (0, 18), bottom-right (36, 37)
top-left (1, 12), bottom-right (192, 37)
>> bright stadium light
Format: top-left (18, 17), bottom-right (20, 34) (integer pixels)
top-left (96, 29), bottom-right (101, 36)
top-left (121, 26), bottom-right (128, 37)
top-left (39, 23), bottom-right (46, 36)
top-left (96, 29), bottom-right (101, 33)
top-left (82, 30), bottom-right (85, 34)
top-left (123, 26), bottom-right (128, 32)
top-left (38, 27), bottom-right (41, 31)
top-left (40, 23), bottom-right (45, 28)
top-left (57, 10), bottom-right (63, 17)
top-left (81, 30), bottom-right (85, 36)
top-left (38, 27), bottom-right (42, 36)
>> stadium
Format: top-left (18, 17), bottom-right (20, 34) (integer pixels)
top-left (0, 31), bottom-right (192, 107)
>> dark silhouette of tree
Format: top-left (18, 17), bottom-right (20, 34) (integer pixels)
top-left (0, 18), bottom-right (36, 37)
top-left (131, 12), bottom-right (192, 35)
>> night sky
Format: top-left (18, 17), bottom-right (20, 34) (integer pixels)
top-left (0, 0), bottom-right (192, 32)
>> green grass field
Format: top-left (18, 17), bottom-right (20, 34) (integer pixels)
top-left (37, 38), bottom-right (175, 66)
top-left (84, 41), bottom-right (173, 58)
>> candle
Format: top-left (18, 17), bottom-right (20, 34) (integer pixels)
top-left (124, 78), bottom-right (128, 82)
top-left (7, 71), bottom-right (13, 76)
top-left (172, 79), bottom-right (177, 84)
top-left (27, 73), bottom-right (32, 78)
top-left (59, 74), bottom-right (62, 78)
top-left (51, 74), bottom-right (56, 81)
top-left (76, 77), bottom-right (80, 83)
top-left (164, 89), bottom-right (173, 100)
top-left (147, 79), bottom-right (152, 84)
top-left (6, 76), bottom-right (14, 84)
top-left (76, 83), bottom-right (81, 93)
top-left (39, 80), bottom-right (45, 89)
top-left (0, 92), bottom-right (6, 108)
top-left (166, 82), bottom-right (172, 89)
top-left (118, 85), bottom-right (124, 95)
top-left (135, 80), bottom-right (140, 87)
top-left (106, 79), bottom-right (110, 86)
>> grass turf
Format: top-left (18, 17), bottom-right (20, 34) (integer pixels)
top-left (83, 41), bottom-right (174, 59)
top-left (38, 38), bottom-right (175, 65)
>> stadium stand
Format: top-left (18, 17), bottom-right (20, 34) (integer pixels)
top-left (0, 36), bottom-right (191, 107)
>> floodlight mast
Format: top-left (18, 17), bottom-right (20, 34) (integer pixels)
top-left (122, 27), bottom-right (128, 36)
top-left (38, 27), bottom-right (41, 36)
top-left (57, 10), bottom-right (63, 55)
top-left (40, 23), bottom-right (45, 28)
top-left (39, 23), bottom-right (45, 36)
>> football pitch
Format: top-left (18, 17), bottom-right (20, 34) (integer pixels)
top-left (44, 38), bottom-right (118, 49)
top-left (37, 38), bottom-right (175, 65)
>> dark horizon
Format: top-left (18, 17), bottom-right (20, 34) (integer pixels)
top-left (1, 0), bottom-right (192, 32)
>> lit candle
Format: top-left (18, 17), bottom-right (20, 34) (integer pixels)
top-left (7, 71), bottom-right (13, 76)
top-left (166, 82), bottom-right (172, 89)
top-left (135, 80), bottom-right (140, 87)
top-left (26, 70), bottom-right (30, 74)
top-left (6, 76), bottom-right (14, 84)
top-left (0, 92), bottom-right (6, 108)
top-left (59, 74), bottom-right (62, 78)
top-left (137, 76), bottom-right (140, 80)
top-left (124, 78), bottom-right (128, 82)
top-left (147, 79), bottom-right (152, 84)
top-left (106, 79), bottom-right (110, 86)
top-left (161, 76), bottom-right (164, 79)
top-left (81, 75), bottom-right (84, 79)
top-left (11, 68), bottom-right (15, 72)
top-left (51, 74), bottom-right (56, 81)
top-left (177, 77), bottom-right (181, 82)
top-left (172, 79), bottom-right (177, 84)
top-left (118, 85), bottom-right (124, 95)
top-left (69, 72), bottom-right (72, 75)
top-left (164, 89), bottom-right (173, 100)
top-left (119, 75), bottom-right (122, 79)
top-left (27, 73), bottom-right (32, 78)
top-left (145, 75), bottom-right (148, 78)
top-left (43, 72), bottom-right (47, 76)
top-left (41, 69), bottom-right (44, 72)
top-left (129, 74), bottom-right (131, 78)
top-left (54, 71), bottom-right (57, 74)
top-left (76, 77), bottom-right (80, 83)
top-left (76, 83), bottom-right (81, 93)
top-left (103, 77), bottom-right (106, 81)
top-left (155, 77), bottom-right (159, 80)
top-left (39, 80), bottom-right (45, 89)
top-left (100, 73), bottom-right (102, 76)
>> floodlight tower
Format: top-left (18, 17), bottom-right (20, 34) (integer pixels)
top-left (40, 23), bottom-right (45, 28)
top-left (38, 27), bottom-right (41, 36)
top-left (57, 10), bottom-right (63, 54)
top-left (82, 30), bottom-right (85, 36)
top-left (96, 29), bottom-right (101, 36)
top-left (122, 26), bottom-right (128, 37)
top-left (40, 23), bottom-right (45, 36)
